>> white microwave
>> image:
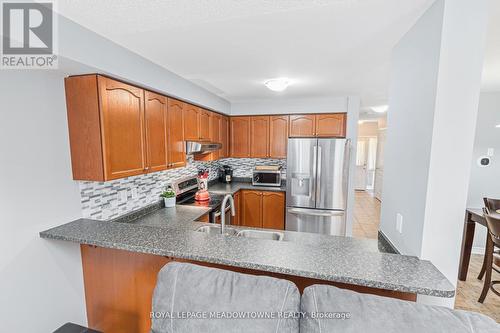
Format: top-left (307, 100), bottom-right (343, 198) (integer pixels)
top-left (252, 169), bottom-right (282, 187)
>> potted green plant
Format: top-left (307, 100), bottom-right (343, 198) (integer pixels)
top-left (160, 187), bottom-right (176, 208)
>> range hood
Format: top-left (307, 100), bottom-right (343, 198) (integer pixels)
top-left (186, 141), bottom-right (222, 155)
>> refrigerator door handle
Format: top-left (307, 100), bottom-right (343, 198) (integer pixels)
top-left (287, 208), bottom-right (344, 217)
top-left (316, 145), bottom-right (322, 203)
top-left (311, 145), bottom-right (318, 202)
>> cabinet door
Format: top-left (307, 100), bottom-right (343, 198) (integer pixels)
top-left (269, 115), bottom-right (289, 158)
top-left (199, 109), bottom-right (211, 140)
top-left (167, 98), bottom-right (186, 169)
top-left (262, 192), bottom-right (285, 230)
top-left (98, 76), bottom-right (146, 180)
top-left (250, 116), bottom-right (270, 158)
top-left (230, 117), bottom-right (251, 157)
top-left (209, 113), bottom-right (221, 160)
top-left (183, 104), bottom-right (200, 140)
top-left (220, 116), bottom-right (229, 158)
top-left (144, 91), bottom-right (168, 173)
top-left (315, 113), bottom-right (347, 137)
top-left (289, 115), bottom-right (316, 137)
top-left (232, 191), bottom-right (241, 226)
top-left (241, 190), bottom-right (262, 228)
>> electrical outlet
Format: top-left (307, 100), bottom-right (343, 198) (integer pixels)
top-left (131, 187), bottom-right (138, 199)
top-left (396, 213), bottom-right (403, 234)
top-left (119, 190), bottom-right (128, 202)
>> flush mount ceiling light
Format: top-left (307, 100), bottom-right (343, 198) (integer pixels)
top-left (264, 78), bottom-right (292, 92)
top-left (371, 105), bottom-right (389, 113)
top-left (496, 124), bottom-right (500, 128)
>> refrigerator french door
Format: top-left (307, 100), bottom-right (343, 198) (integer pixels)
top-left (286, 138), bottom-right (350, 236)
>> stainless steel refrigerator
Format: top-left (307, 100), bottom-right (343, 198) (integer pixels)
top-left (286, 138), bottom-right (350, 236)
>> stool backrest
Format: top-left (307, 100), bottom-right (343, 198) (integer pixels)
top-left (483, 197), bottom-right (500, 212)
top-left (483, 208), bottom-right (500, 247)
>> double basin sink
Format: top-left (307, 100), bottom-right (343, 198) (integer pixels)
top-left (196, 225), bottom-right (284, 241)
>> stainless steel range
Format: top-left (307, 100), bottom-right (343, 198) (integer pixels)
top-left (172, 176), bottom-right (232, 224)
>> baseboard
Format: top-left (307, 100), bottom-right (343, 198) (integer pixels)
top-left (378, 230), bottom-right (400, 254)
top-left (472, 246), bottom-right (485, 255)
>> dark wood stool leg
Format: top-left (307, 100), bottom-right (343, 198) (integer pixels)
top-left (478, 235), bottom-right (492, 280)
top-left (478, 235), bottom-right (494, 303)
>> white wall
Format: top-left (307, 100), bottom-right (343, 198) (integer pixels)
top-left (381, 0), bottom-right (489, 308)
top-left (0, 71), bottom-right (87, 332)
top-left (380, 0), bottom-right (445, 256)
top-left (230, 96), bottom-right (348, 115)
top-left (57, 14), bottom-right (231, 114)
top-left (468, 92), bottom-right (500, 250)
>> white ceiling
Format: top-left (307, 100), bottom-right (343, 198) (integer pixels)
top-left (56, 0), bottom-right (500, 109)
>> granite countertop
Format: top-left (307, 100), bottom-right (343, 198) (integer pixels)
top-left (40, 205), bottom-right (455, 298)
top-left (208, 180), bottom-right (286, 195)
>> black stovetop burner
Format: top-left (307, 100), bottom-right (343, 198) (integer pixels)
top-left (176, 189), bottom-right (225, 210)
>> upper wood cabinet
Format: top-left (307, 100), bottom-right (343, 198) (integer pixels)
top-left (144, 91), bottom-right (168, 173)
top-left (269, 116), bottom-right (289, 158)
top-left (209, 112), bottom-right (221, 160)
top-left (289, 115), bottom-right (316, 137)
top-left (65, 75), bottom-right (150, 181)
top-left (167, 98), bottom-right (186, 169)
top-left (183, 104), bottom-right (200, 141)
top-left (250, 116), bottom-right (270, 158)
top-left (289, 113), bottom-right (347, 138)
top-left (315, 113), bottom-right (346, 137)
top-left (230, 117), bottom-right (251, 157)
top-left (240, 190), bottom-right (285, 230)
top-left (199, 109), bottom-right (211, 140)
top-left (220, 116), bottom-right (229, 158)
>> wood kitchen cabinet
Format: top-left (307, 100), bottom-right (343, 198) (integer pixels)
top-left (241, 190), bottom-right (263, 228)
top-left (199, 109), bottom-right (211, 140)
top-left (262, 192), bottom-right (285, 230)
top-left (230, 117), bottom-right (251, 157)
top-left (208, 112), bottom-right (221, 160)
top-left (65, 75), bottom-right (150, 181)
top-left (315, 113), bottom-right (346, 137)
top-left (144, 91), bottom-right (168, 173)
top-left (240, 190), bottom-right (285, 230)
top-left (250, 116), bottom-right (270, 158)
top-left (289, 113), bottom-right (346, 138)
top-left (289, 114), bottom-right (316, 137)
top-left (220, 116), bottom-right (229, 158)
top-left (167, 98), bottom-right (186, 169)
top-left (183, 104), bottom-right (200, 141)
top-left (269, 115), bottom-right (289, 158)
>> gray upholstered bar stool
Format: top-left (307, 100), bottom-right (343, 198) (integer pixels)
top-left (478, 208), bottom-right (500, 303)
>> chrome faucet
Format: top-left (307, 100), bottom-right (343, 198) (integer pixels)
top-left (220, 194), bottom-right (236, 235)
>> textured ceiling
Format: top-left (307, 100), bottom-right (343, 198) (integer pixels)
top-left (56, 0), bottom-right (497, 109)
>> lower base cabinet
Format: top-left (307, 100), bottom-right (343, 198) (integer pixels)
top-left (241, 190), bottom-right (285, 230)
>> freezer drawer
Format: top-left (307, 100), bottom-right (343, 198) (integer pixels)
top-left (286, 207), bottom-right (345, 236)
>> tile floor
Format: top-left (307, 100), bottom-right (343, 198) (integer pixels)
top-left (352, 190), bottom-right (381, 239)
top-left (455, 254), bottom-right (500, 322)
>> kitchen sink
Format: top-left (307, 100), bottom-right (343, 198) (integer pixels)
top-left (196, 225), bottom-right (237, 236)
top-left (236, 229), bottom-right (284, 241)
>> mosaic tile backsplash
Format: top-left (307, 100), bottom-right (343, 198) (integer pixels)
top-left (79, 157), bottom-right (286, 220)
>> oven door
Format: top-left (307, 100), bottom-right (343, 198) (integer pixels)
top-left (211, 202), bottom-right (233, 224)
